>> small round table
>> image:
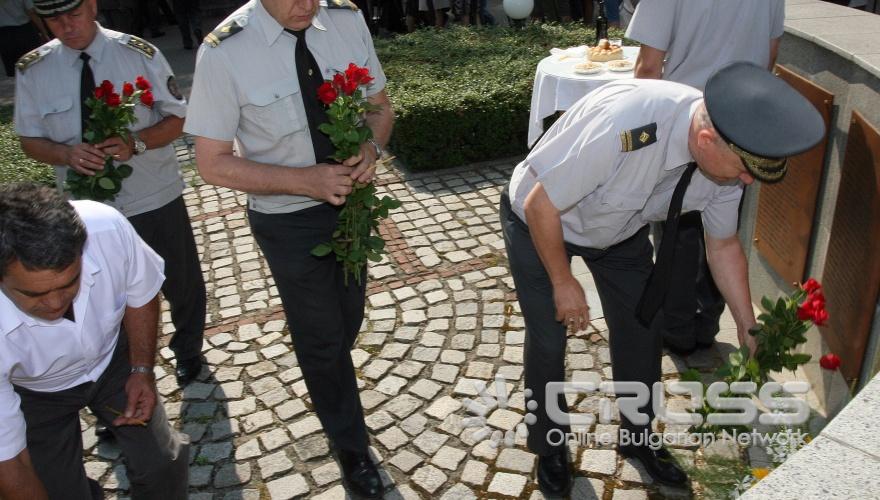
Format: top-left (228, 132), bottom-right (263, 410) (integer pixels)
top-left (528, 46), bottom-right (640, 147)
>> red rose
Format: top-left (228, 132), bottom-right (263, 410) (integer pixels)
top-left (819, 353), bottom-right (840, 370)
top-left (332, 73), bottom-right (346, 91)
top-left (345, 63), bottom-right (373, 86)
top-left (94, 87), bottom-right (106, 99)
top-left (317, 82), bottom-right (337, 105)
top-left (135, 75), bottom-right (151, 91)
top-left (106, 92), bottom-right (121, 107)
top-left (122, 82), bottom-right (135, 97)
top-left (341, 77), bottom-right (358, 96)
top-left (140, 90), bottom-right (154, 107)
top-left (813, 308), bottom-right (829, 326)
top-left (802, 278), bottom-right (821, 295)
top-left (100, 80), bottom-right (114, 94)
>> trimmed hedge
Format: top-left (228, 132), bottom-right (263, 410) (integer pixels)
top-left (0, 105), bottom-right (54, 186)
top-left (375, 24), bottom-right (626, 171)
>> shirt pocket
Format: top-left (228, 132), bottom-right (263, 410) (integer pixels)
top-left (241, 79), bottom-right (306, 140)
top-left (580, 189), bottom-right (648, 230)
top-left (39, 96), bottom-right (77, 144)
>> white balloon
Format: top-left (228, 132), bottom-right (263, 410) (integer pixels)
top-left (503, 0), bottom-right (534, 19)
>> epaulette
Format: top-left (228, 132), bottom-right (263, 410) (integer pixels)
top-left (620, 123), bottom-right (657, 152)
top-left (204, 19), bottom-right (245, 48)
top-left (123, 35), bottom-right (156, 59)
top-left (324, 0), bottom-right (359, 10)
top-left (16, 48), bottom-right (47, 73)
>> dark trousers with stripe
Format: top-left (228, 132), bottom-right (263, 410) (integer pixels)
top-left (249, 203), bottom-right (369, 452)
top-left (128, 196), bottom-right (206, 361)
top-left (500, 192), bottom-right (661, 456)
top-left (13, 333), bottom-right (189, 500)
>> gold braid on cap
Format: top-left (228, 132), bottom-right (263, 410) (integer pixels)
top-left (728, 142), bottom-right (787, 182)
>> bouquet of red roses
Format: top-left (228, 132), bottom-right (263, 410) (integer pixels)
top-left (310, 64), bottom-right (401, 286)
top-left (65, 76), bottom-right (154, 201)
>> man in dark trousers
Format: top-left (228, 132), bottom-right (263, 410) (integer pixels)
top-left (502, 63), bottom-right (824, 496)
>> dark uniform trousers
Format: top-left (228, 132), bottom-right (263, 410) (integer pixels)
top-left (13, 332), bottom-right (189, 500)
top-left (127, 196), bottom-right (206, 361)
top-left (500, 191), bottom-right (661, 456)
top-left (249, 203), bottom-right (370, 453)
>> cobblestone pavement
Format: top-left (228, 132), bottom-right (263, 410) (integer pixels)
top-left (83, 140), bottom-right (750, 499)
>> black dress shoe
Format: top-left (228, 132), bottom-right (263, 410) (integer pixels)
top-left (337, 449), bottom-right (382, 499)
top-left (619, 444), bottom-right (688, 486)
top-left (95, 422), bottom-right (113, 441)
top-left (175, 356), bottom-right (203, 386)
top-left (664, 340), bottom-right (697, 357)
top-left (537, 450), bottom-right (572, 498)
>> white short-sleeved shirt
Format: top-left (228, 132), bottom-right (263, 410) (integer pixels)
top-left (184, 0), bottom-right (387, 214)
top-left (625, 0), bottom-right (785, 90)
top-left (14, 25), bottom-right (187, 217)
top-left (0, 201), bottom-right (165, 461)
top-left (509, 79), bottom-right (743, 250)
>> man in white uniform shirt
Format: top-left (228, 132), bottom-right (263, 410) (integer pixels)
top-left (502, 64), bottom-right (823, 495)
top-left (626, 0), bottom-right (785, 355)
top-left (14, 0), bottom-right (207, 387)
top-left (0, 184), bottom-right (189, 499)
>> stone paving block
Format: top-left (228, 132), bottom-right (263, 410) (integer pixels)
top-left (487, 472), bottom-right (527, 497)
top-left (613, 489), bottom-right (648, 500)
top-left (214, 463), bottom-right (252, 488)
top-left (392, 360), bottom-right (425, 379)
top-left (496, 448), bottom-right (536, 473)
top-left (311, 461), bottom-right (341, 487)
top-left (439, 484), bottom-right (477, 500)
top-left (411, 347), bottom-right (441, 362)
top-left (363, 360), bottom-right (394, 380)
top-left (275, 399), bottom-right (307, 421)
top-left (460, 459), bottom-right (489, 486)
top-left (580, 449), bottom-right (618, 476)
top-left (425, 396), bottom-right (462, 420)
top-left (413, 430), bottom-right (449, 455)
top-left (379, 343), bottom-right (410, 360)
top-left (376, 375), bottom-right (408, 396)
top-left (703, 438), bottom-right (740, 460)
top-left (487, 408), bottom-right (522, 431)
top-left (411, 465), bottom-right (448, 494)
top-left (266, 473), bottom-right (310, 499)
top-left (360, 390), bottom-right (389, 411)
top-left (465, 361), bottom-right (494, 379)
top-left (366, 410), bottom-right (395, 432)
top-left (189, 465), bottom-right (212, 487)
top-left (377, 426), bottom-right (409, 451)
top-left (383, 394), bottom-right (422, 419)
top-left (288, 415), bottom-right (323, 439)
top-left (259, 450), bottom-right (295, 479)
top-left (431, 364), bottom-right (460, 384)
top-left (242, 409), bottom-right (274, 433)
top-left (431, 445), bottom-right (467, 471)
top-left (409, 379), bottom-right (442, 400)
top-left (389, 450), bottom-right (424, 473)
top-left (420, 332), bottom-right (446, 347)
top-left (292, 434), bottom-right (330, 461)
top-left (440, 350), bottom-right (466, 364)
top-left (400, 413), bottom-right (428, 436)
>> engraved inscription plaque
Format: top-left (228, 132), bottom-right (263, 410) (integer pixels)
top-left (822, 111), bottom-right (880, 383)
top-left (753, 66), bottom-right (833, 284)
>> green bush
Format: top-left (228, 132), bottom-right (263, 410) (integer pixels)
top-left (376, 23), bottom-right (627, 171)
top-left (0, 105), bottom-right (54, 186)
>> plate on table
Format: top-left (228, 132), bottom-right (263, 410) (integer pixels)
top-left (606, 59), bottom-right (635, 72)
top-left (573, 62), bottom-right (604, 75)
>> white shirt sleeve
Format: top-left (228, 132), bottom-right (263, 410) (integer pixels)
top-left (112, 212), bottom-right (165, 308)
top-left (0, 376), bottom-right (27, 462)
top-left (142, 48), bottom-right (187, 119)
top-left (356, 13), bottom-right (387, 97)
top-left (702, 184), bottom-right (743, 240)
top-left (184, 47), bottom-right (241, 141)
top-left (527, 111), bottom-right (619, 213)
top-left (13, 67), bottom-right (49, 139)
top-left (625, 0), bottom-right (678, 51)
top-left (770, 0), bottom-right (785, 39)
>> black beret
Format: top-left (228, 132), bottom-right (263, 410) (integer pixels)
top-left (704, 62), bottom-right (826, 183)
top-left (33, 0), bottom-right (84, 17)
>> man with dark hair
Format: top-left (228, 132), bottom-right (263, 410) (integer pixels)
top-left (14, 0), bottom-right (207, 386)
top-left (0, 183), bottom-right (189, 500)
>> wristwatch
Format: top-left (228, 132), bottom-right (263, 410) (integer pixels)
top-left (132, 133), bottom-right (147, 155)
top-left (130, 365), bottom-right (154, 376)
top-left (367, 138), bottom-right (382, 159)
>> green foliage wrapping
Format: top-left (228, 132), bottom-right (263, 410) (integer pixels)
top-left (375, 24), bottom-right (625, 171)
top-left (0, 105), bottom-right (54, 186)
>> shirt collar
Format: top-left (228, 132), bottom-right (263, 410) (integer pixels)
top-left (0, 253), bottom-right (101, 334)
top-left (61, 23), bottom-right (109, 67)
top-left (255, 0), bottom-right (326, 46)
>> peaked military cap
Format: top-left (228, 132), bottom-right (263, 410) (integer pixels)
top-left (704, 62), bottom-right (825, 183)
top-left (33, 0), bottom-right (84, 17)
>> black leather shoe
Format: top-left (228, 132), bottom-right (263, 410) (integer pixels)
top-left (337, 449), bottom-right (382, 499)
top-left (175, 356), bottom-right (203, 386)
top-left (95, 422), bottom-right (113, 441)
top-left (619, 444), bottom-right (688, 486)
top-left (537, 450), bottom-right (571, 498)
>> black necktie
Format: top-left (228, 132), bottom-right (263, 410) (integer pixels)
top-left (287, 29), bottom-right (335, 163)
top-left (635, 162), bottom-right (698, 327)
top-left (79, 52), bottom-right (95, 142)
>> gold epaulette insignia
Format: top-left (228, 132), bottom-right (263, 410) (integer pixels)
top-left (204, 20), bottom-right (245, 48)
top-left (124, 35), bottom-right (156, 59)
top-left (15, 48), bottom-right (46, 73)
top-left (620, 123), bottom-right (658, 152)
top-left (325, 0), bottom-right (360, 11)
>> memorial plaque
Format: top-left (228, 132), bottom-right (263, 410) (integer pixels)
top-left (753, 65), bottom-right (833, 284)
top-left (821, 111), bottom-right (880, 383)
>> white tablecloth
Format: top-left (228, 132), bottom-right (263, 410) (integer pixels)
top-left (528, 46), bottom-right (640, 147)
